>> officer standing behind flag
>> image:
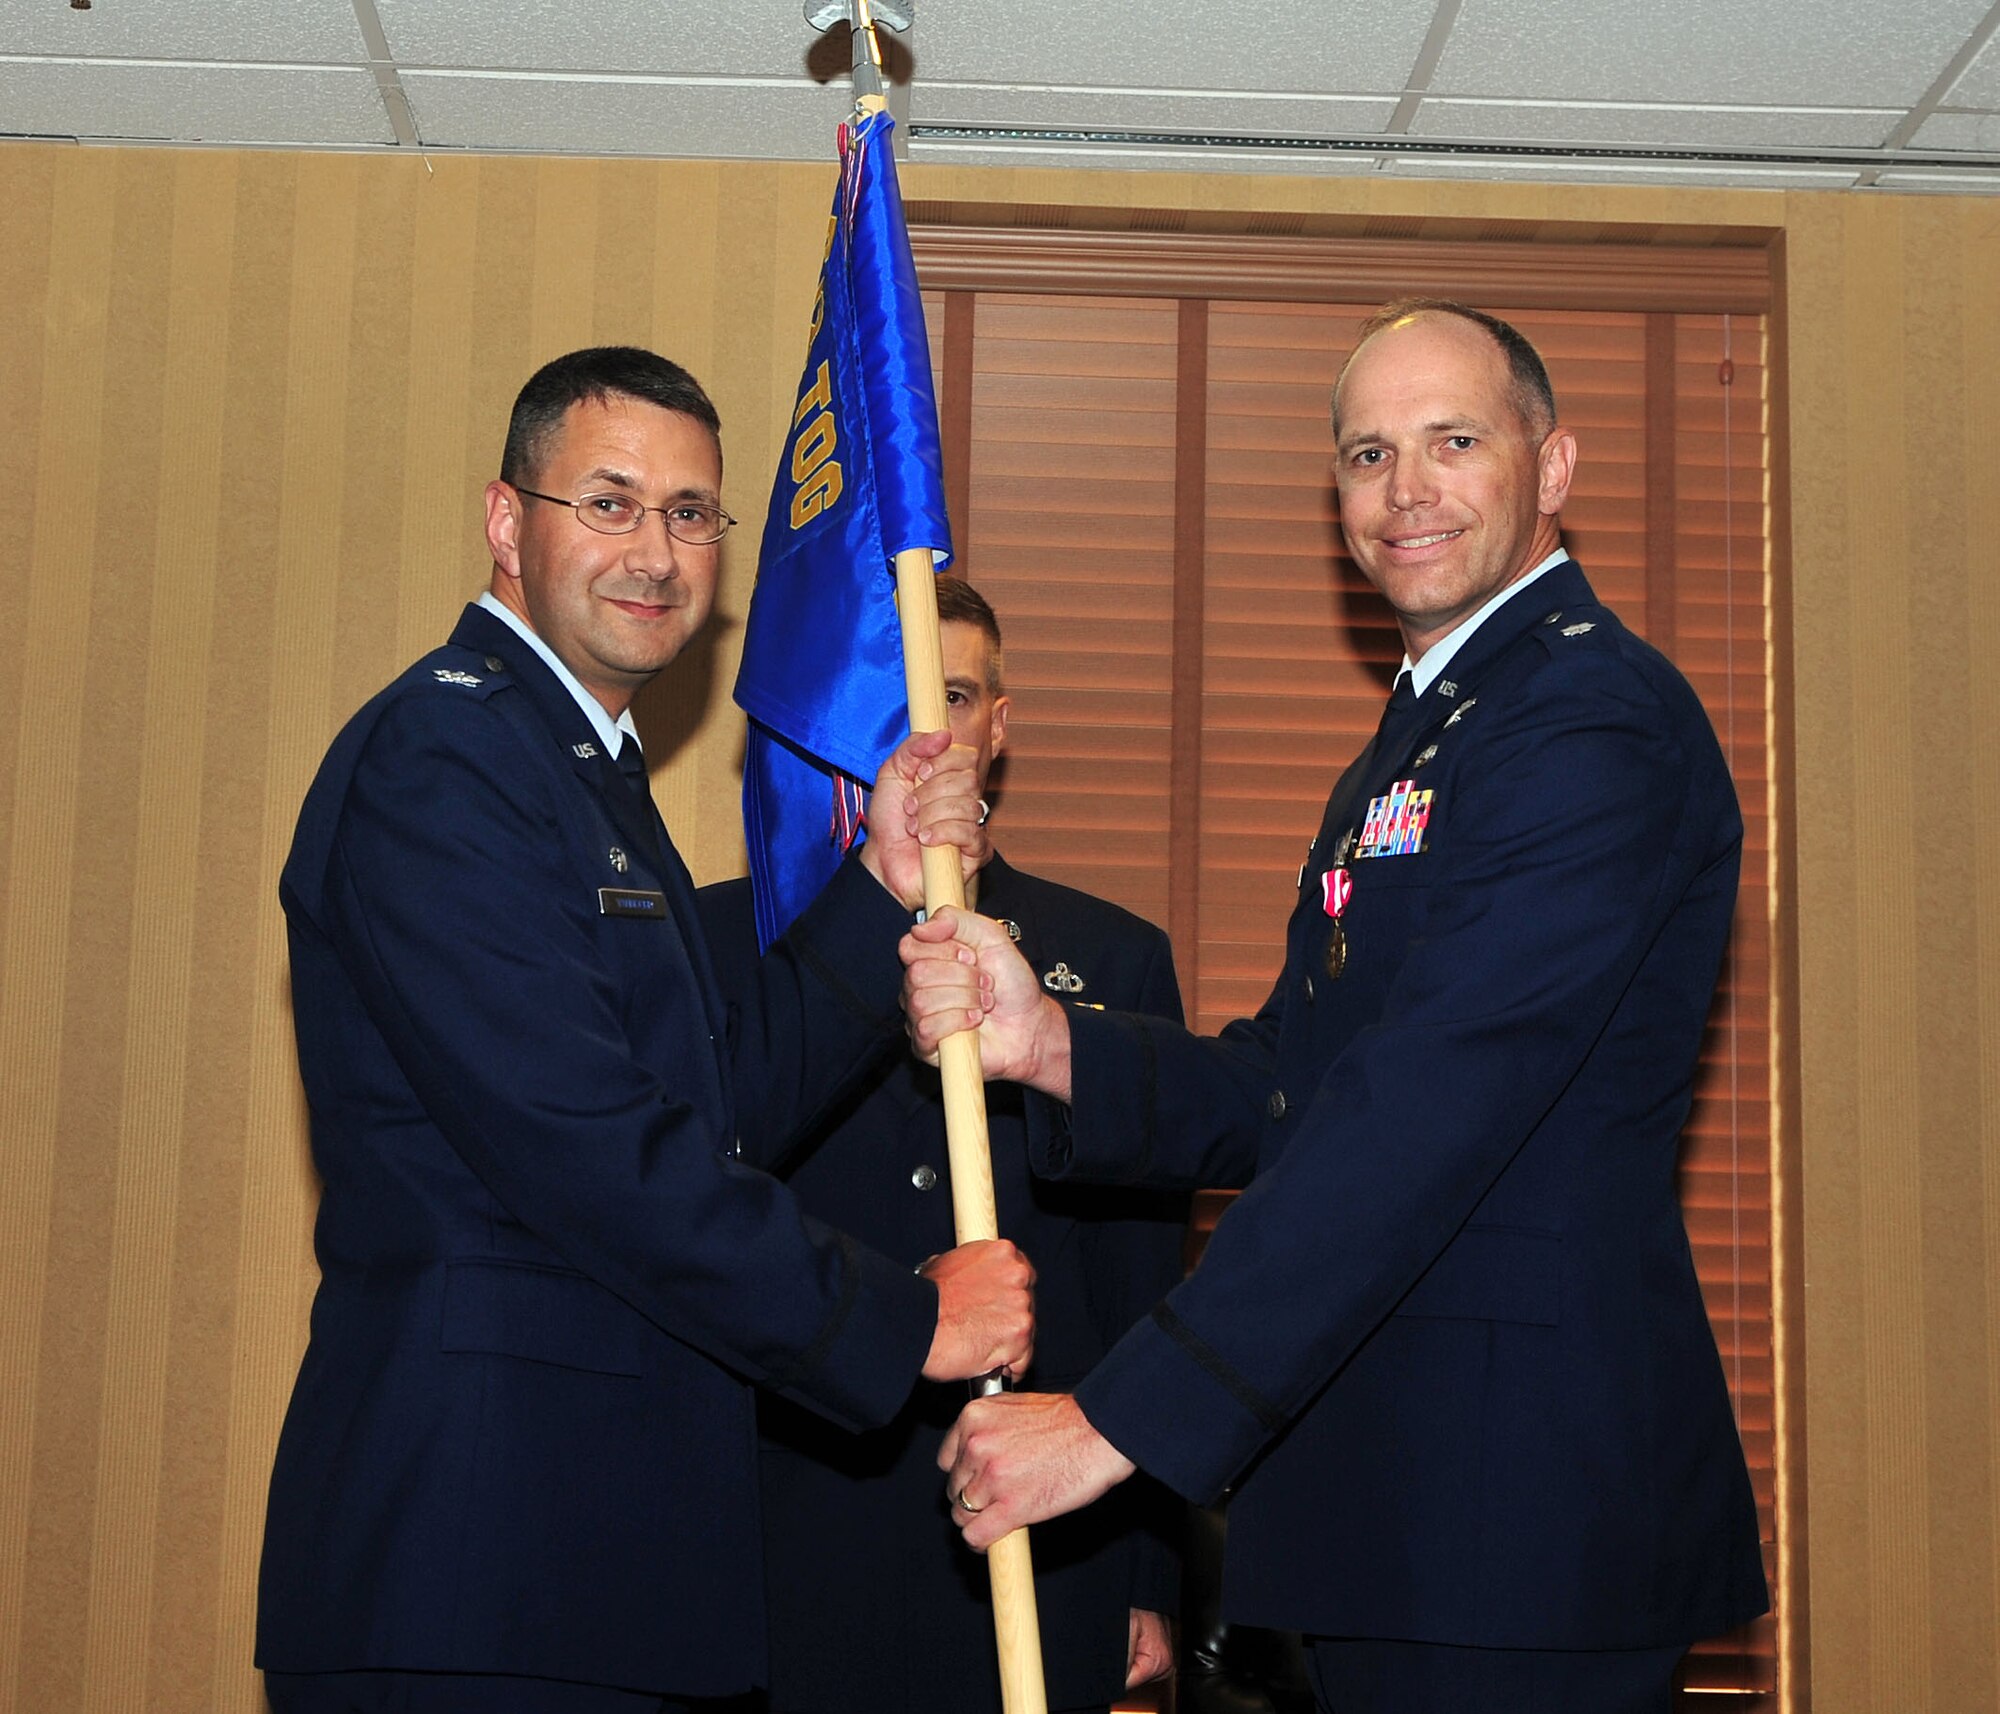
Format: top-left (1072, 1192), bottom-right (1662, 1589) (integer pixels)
top-left (257, 347), bottom-right (1035, 1714)
top-left (907, 303), bottom-right (1769, 1714)
top-left (704, 577), bottom-right (1183, 1714)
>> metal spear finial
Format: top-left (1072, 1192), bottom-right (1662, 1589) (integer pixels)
top-left (806, 0), bottom-right (914, 111)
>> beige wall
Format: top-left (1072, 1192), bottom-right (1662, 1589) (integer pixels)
top-left (0, 143), bottom-right (1992, 1713)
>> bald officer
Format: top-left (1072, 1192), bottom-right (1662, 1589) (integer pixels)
top-left (911, 303), bottom-right (1768, 1714)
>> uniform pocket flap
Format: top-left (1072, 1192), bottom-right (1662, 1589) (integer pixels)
top-left (440, 1258), bottom-right (647, 1376)
top-left (1394, 1225), bottom-right (1561, 1326)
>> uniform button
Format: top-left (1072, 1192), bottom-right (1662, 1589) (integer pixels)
top-left (1268, 1090), bottom-right (1288, 1121)
top-left (1303, 975), bottom-right (1315, 1003)
top-left (484, 655), bottom-right (505, 671)
top-left (911, 1164), bottom-right (938, 1191)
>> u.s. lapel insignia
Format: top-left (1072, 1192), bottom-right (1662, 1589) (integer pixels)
top-left (609, 846), bottom-right (629, 873)
top-left (1437, 679), bottom-right (1458, 699)
top-left (573, 741), bottom-right (600, 759)
top-left (1042, 961), bottom-right (1084, 994)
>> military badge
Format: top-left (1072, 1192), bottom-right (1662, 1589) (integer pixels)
top-left (1321, 865), bottom-right (1353, 978)
top-left (1355, 780), bottom-right (1434, 859)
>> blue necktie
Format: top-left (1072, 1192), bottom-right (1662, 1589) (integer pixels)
top-left (1375, 669), bottom-right (1424, 763)
top-left (616, 736), bottom-right (650, 804)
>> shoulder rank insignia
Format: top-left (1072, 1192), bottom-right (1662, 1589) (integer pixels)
top-left (1561, 621), bottom-right (1596, 637)
top-left (1444, 697), bottom-right (1478, 728)
top-left (432, 668), bottom-right (482, 687)
top-left (573, 741), bottom-right (600, 759)
top-left (1042, 961), bottom-right (1085, 994)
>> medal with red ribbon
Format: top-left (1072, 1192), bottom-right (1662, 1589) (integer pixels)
top-left (1320, 862), bottom-right (1353, 978)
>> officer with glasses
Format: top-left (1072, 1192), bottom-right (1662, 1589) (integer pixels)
top-left (257, 346), bottom-right (1036, 1714)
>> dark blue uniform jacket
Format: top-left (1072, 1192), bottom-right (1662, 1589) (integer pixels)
top-left (703, 857), bottom-right (1186, 1714)
top-left (1032, 562), bottom-right (1770, 1652)
top-left (258, 604), bottom-right (936, 1698)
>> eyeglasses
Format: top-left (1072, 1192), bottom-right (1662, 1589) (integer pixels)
top-left (514, 486), bottom-right (737, 545)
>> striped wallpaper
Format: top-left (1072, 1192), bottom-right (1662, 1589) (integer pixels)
top-left (0, 143), bottom-right (1994, 1713)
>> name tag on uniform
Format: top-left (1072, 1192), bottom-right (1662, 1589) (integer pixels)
top-left (598, 887), bottom-right (668, 919)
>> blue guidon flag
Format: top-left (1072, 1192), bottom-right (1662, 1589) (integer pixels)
top-left (734, 107), bottom-right (954, 950)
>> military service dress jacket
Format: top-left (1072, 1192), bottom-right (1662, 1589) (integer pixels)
top-left (1032, 561), bottom-right (1769, 1653)
top-left (703, 855), bottom-right (1186, 1714)
top-left (258, 604), bottom-right (937, 1699)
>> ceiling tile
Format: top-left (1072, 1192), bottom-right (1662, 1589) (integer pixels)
top-left (1911, 111), bottom-right (2000, 151)
top-left (401, 72), bottom-right (849, 160)
top-left (915, 0), bottom-right (1440, 94)
top-left (0, 62), bottom-right (392, 146)
top-left (0, 0), bottom-right (364, 62)
top-left (1411, 98), bottom-right (1897, 150)
top-left (912, 84), bottom-right (1397, 137)
top-left (1437, 0), bottom-right (1992, 107)
top-left (377, 0), bottom-right (822, 78)
top-left (1944, 32), bottom-right (2000, 105)
top-left (0, 0), bottom-right (1989, 198)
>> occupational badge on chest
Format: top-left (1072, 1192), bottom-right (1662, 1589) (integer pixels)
top-left (1042, 961), bottom-right (1085, 994)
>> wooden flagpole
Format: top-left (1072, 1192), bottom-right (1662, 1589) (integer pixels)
top-left (892, 547), bottom-right (1049, 1714)
top-left (809, 4), bottom-right (1051, 1701)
